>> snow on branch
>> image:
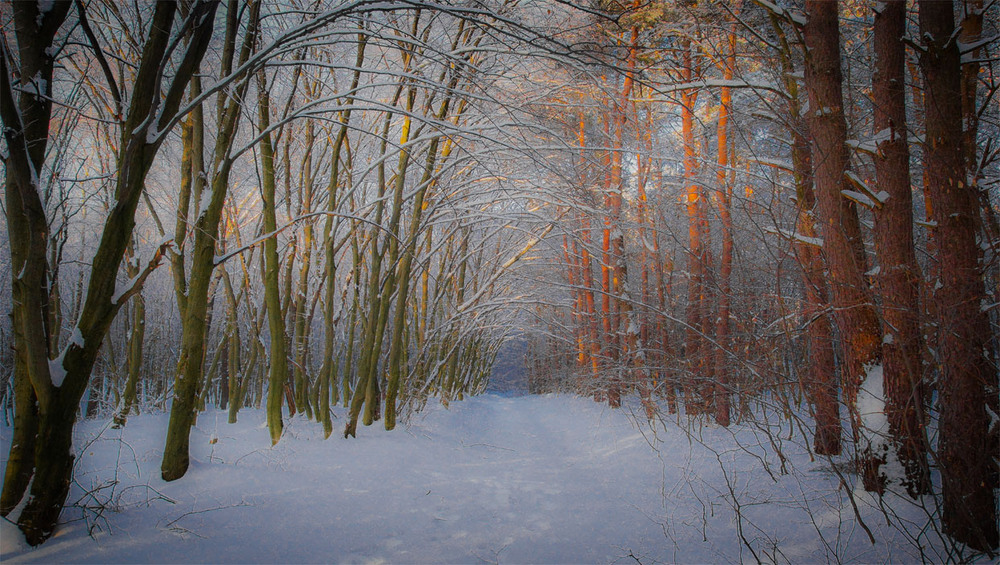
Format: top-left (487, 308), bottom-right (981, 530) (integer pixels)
top-left (753, 0), bottom-right (807, 27)
top-left (763, 225), bottom-right (823, 248)
top-left (112, 239), bottom-right (173, 307)
top-left (753, 157), bottom-right (794, 173)
top-left (844, 171), bottom-right (888, 210)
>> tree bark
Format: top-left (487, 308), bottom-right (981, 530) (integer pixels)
top-left (872, 0), bottom-right (930, 498)
top-left (918, 0), bottom-right (999, 550)
top-left (803, 0), bottom-right (883, 489)
top-left (162, 1), bottom-right (261, 480)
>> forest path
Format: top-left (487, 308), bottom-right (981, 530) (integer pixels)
top-left (1, 393), bottom-right (924, 563)
top-left (0, 394), bottom-right (691, 564)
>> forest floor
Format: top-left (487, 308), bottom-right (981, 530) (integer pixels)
top-left (0, 393), bottom-right (969, 563)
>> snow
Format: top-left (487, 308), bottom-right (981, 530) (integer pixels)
top-left (841, 189), bottom-right (876, 209)
top-left (764, 225), bottom-right (823, 247)
top-left (47, 356), bottom-right (66, 388)
top-left (0, 394), bottom-right (966, 563)
top-left (26, 72), bottom-right (47, 98)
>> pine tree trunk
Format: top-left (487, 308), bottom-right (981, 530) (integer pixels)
top-left (918, 0), bottom-right (999, 550)
top-left (872, 0), bottom-right (930, 497)
top-left (681, 39), bottom-right (704, 414)
top-left (713, 32), bottom-right (735, 428)
top-left (804, 0), bottom-right (883, 488)
top-left (769, 11), bottom-right (841, 455)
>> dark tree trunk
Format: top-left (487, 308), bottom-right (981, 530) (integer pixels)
top-left (803, 0), bottom-right (884, 489)
top-left (872, 0), bottom-right (930, 498)
top-left (919, 0), bottom-right (999, 551)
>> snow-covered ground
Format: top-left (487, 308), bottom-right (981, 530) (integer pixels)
top-left (0, 394), bottom-right (965, 563)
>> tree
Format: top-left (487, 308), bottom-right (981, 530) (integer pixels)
top-left (918, 0), bottom-right (999, 550)
top-left (871, 0), bottom-right (930, 498)
top-left (1, 0), bottom-right (219, 543)
top-left (161, 0), bottom-right (262, 481)
top-left (802, 0), bottom-right (884, 490)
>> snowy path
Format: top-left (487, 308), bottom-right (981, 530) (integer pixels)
top-left (1, 394), bottom-right (947, 563)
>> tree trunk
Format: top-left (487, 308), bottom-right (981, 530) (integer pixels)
top-left (770, 11), bottom-right (841, 456)
top-left (872, 0), bottom-right (930, 498)
top-left (681, 39), bottom-right (705, 414)
top-left (162, 2), bottom-right (261, 480)
top-left (918, 0), bottom-right (999, 550)
top-left (0, 338), bottom-right (37, 515)
top-left (2, 0), bottom-right (218, 543)
top-left (258, 69), bottom-right (289, 447)
top-left (804, 0), bottom-right (884, 489)
top-left (713, 31), bottom-right (735, 428)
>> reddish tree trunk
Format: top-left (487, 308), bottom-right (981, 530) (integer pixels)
top-left (712, 32), bottom-right (736, 428)
top-left (918, 0), bottom-right (999, 551)
top-left (770, 11), bottom-right (841, 455)
top-left (804, 0), bottom-right (883, 488)
top-left (680, 40), bottom-right (705, 415)
top-left (872, 0), bottom-right (930, 498)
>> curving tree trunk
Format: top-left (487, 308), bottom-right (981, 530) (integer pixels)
top-left (162, 0), bottom-right (262, 481)
top-left (2, 0), bottom-right (219, 544)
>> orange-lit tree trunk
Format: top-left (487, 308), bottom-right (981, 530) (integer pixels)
top-left (635, 100), bottom-right (657, 419)
top-left (575, 113), bottom-right (602, 385)
top-left (712, 31), bottom-right (735, 428)
top-left (609, 13), bottom-right (643, 410)
top-left (681, 38), bottom-right (705, 415)
top-left (803, 0), bottom-right (883, 488)
top-left (918, 0), bottom-right (999, 550)
top-left (871, 0), bottom-right (930, 498)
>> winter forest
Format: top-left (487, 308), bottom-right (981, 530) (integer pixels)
top-left (1, 0), bottom-right (998, 562)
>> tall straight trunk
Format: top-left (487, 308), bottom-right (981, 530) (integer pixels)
top-left (113, 239), bottom-right (146, 428)
top-left (872, 0), bottom-right (930, 498)
top-left (220, 268), bottom-right (243, 422)
top-left (608, 12), bottom-right (641, 410)
top-left (576, 115), bottom-right (601, 382)
top-left (599, 111), bottom-right (616, 404)
top-left (771, 12), bottom-right (841, 456)
top-left (258, 69), bottom-right (289, 447)
top-left (681, 39), bottom-right (704, 413)
top-left (292, 119), bottom-right (317, 421)
top-left (318, 29), bottom-right (368, 437)
top-left (652, 171), bottom-right (678, 414)
top-left (579, 214), bottom-right (601, 380)
top-left (345, 83), bottom-right (409, 438)
top-left (712, 32), bottom-right (735, 428)
top-left (803, 0), bottom-right (883, 488)
top-left (162, 1), bottom-right (261, 481)
top-left (918, 0), bottom-right (999, 551)
top-left (562, 234), bottom-right (584, 370)
top-left (383, 131), bottom-right (440, 429)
